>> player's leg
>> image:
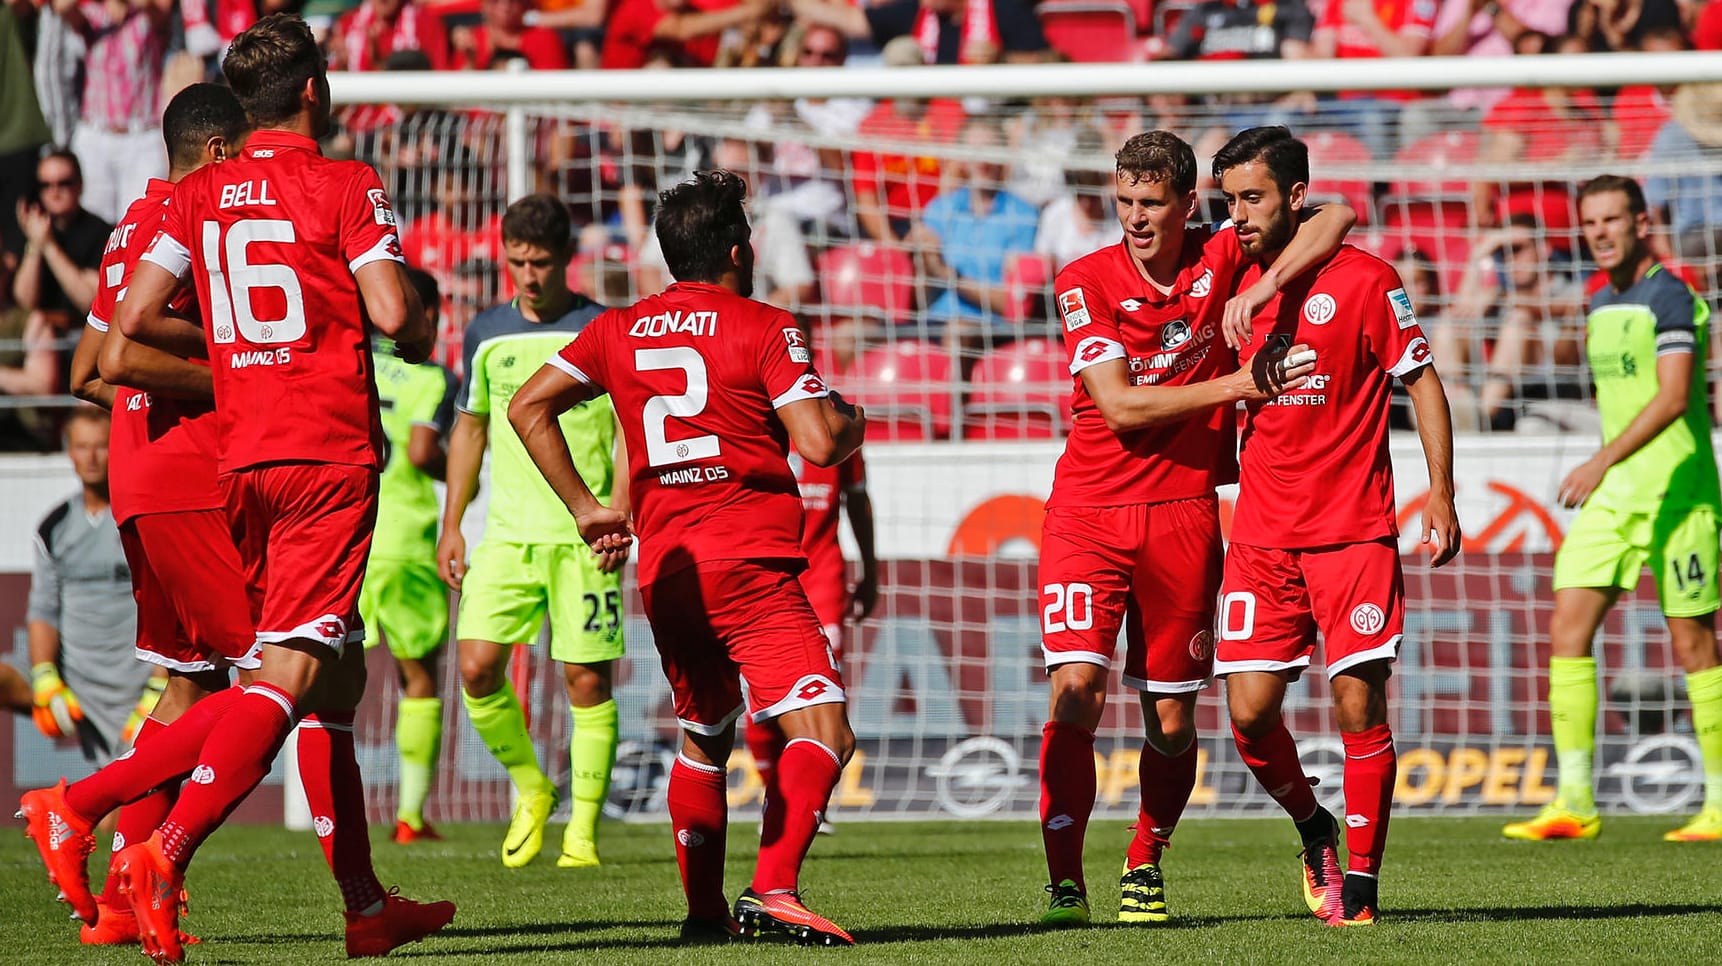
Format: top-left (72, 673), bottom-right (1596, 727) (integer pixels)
top-left (368, 560), bottom-right (448, 842)
top-left (1653, 507), bottom-right (1722, 841)
top-left (1118, 496), bottom-right (1222, 924)
top-left (1216, 544), bottom-right (1338, 921)
top-left (639, 568), bottom-right (744, 941)
top-left (718, 563), bottom-right (854, 946)
top-left (550, 545), bottom-right (624, 868)
top-left (1306, 538), bottom-right (1405, 926)
top-left (1034, 505), bottom-right (1136, 923)
top-left (455, 541), bottom-right (556, 866)
top-left (1506, 503), bottom-right (1633, 840)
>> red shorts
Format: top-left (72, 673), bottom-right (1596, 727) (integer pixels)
top-left (797, 565), bottom-right (847, 659)
top-left (640, 561), bottom-right (846, 734)
top-left (120, 510), bottom-right (258, 672)
top-left (1214, 539), bottom-right (1404, 679)
top-left (220, 463), bottom-right (378, 653)
top-left (1037, 498), bottom-right (1221, 693)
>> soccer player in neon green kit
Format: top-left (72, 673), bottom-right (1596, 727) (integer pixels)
top-left (364, 267), bottom-right (460, 842)
top-left (438, 194), bottom-right (626, 868)
top-left (1504, 174), bottom-right (1722, 842)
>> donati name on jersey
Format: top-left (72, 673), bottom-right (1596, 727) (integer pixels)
top-left (629, 310), bottom-right (719, 338)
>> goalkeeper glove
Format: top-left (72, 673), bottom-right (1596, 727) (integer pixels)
top-left (123, 676), bottom-right (168, 745)
top-left (31, 663), bottom-right (84, 739)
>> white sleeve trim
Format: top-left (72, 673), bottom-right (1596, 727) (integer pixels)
top-left (772, 372), bottom-right (830, 409)
top-left (1656, 330), bottom-right (1697, 356)
top-left (87, 312), bottom-right (109, 332)
top-left (140, 233), bottom-right (192, 279)
top-left (1387, 336), bottom-right (1432, 378)
top-left (545, 354), bottom-right (597, 387)
top-left (347, 233), bottom-right (405, 274)
top-left (1068, 336), bottom-right (1127, 376)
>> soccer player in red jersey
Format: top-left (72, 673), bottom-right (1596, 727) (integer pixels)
top-left (1212, 127), bottom-right (1460, 927)
top-left (43, 15), bottom-right (450, 962)
top-left (1036, 130), bottom-right (1345, 927)
top-left (510, 170), bottom-right (867, 946)
top-left (745, 438), bottom-right (878, 833)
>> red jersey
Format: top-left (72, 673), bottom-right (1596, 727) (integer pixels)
top-left (551, 281), bottom-right (832, 584)
top-left (1316, 0), bottom-right (1436, 59)
top-left (1231, 245), bottom-right (1431, 549)
top-left (1046, 226), bottom-right (1246, 510)
top-left (141, 130), bottom-right (404, 473)
top-left (795, 447), bottom-right (865, 590)
top-left (87, 179), bottom-right (221, 526)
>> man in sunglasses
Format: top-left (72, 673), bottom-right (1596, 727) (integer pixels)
top-left (14, 151), bottom-right (109, 321)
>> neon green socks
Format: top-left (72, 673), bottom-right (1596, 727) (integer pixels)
top-left (394, 696), bottom-right (443, 828)
top-left (565, 699), bottom-right (619, 848)
top-left (463, 681), bottom-right (551, 795)
top-left (1549, 656), bottom-right (1599, 813)
top-left (1686, 664), bottom-right (1722, 811)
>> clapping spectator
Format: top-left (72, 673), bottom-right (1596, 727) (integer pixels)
top-left (792, 0), bottom-right (1048, 65)
top-left (1567, 0), bottom-right (1685, 51)
top-left (14, 151), bottom-right (108, 321)
top-left (909, 119), bottom-right (1038, 360)
top-left (601, 0), bottom-right (769, 69)
top-left (1437, 215), bottom-right (1584, 431)
top-left (57, 0), bottom-right (174, 222)
top-left (327, 0), bottom-right (450, 70)
top-left (451, 0), bottom-right (569, 69)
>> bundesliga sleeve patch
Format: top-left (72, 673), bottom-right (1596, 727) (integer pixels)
top-left (1387, 287), bottom-right (1418, 330)
top-left (367, 188), bottom-right (397, 227)
top-left (1057, 287), bottom-right (1092, 331)
top-left (782, 327), bottom-right (811, 364)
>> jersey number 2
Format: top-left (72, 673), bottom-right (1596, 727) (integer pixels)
top-left (203, 220), bottom-right (306, 345)
top-left (636, 347), bottom-right (721, 467)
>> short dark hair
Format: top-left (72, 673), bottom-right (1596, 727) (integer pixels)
top-left (162, 84), bottom-right (248, 171)
top-left (500, 193), bottom-right (572, 253)
top-left (1578, 174), bottom-right (1648, 217)
top-left (1212, 126), bottom-right (1309, 196)
top-left (38, 149), bottom-right (82, 185)
top-left (404, 265), bottom-right (441, 308)
top-left (654, 170), bottom-right (751, 284)
top-left (1114, 131), bottom-right (1195, 194)
top-left (223, 13), bottom-right (325, 127)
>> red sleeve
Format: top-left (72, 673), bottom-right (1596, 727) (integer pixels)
top-left (88, 230), bottom-right (123, 329)
top-left (338, 166), bottom-right (405, 274)
top-left (1199, 224), bottom-right (1246, 297)
top-left (551, 314), bottom-right (611, 390)
top-left (758, 310), bottom-right (828, 408)
top-left (415, 7), bottom-right (450, 70)
top-left (599, 1), bottom-right (655, 69)
top-left (1055, 263), bottom-right (1126, 376)
top-left (1364, 263), bottom-right (1431, 377)
top-left (524, 28), bottom-right (570, 69)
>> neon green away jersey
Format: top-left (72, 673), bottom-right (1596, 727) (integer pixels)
top-left (371, 346), bottom-right (457, 560)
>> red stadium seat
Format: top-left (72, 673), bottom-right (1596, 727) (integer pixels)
top-left (1388, 130), bottom-right (1480, 201)
top-left (816, 242), bottom-right (915, 324)
top-left (1001, 251), bottom-right (1053, 323)
top-left (1040, 1), bottom-right (1144, 64)
top-left (849, 340), bottom-right (956, 440)
top-left (1303, 130), bottom-right (1377, 225)
top-left (963, 339), bottom-right (1068, 439)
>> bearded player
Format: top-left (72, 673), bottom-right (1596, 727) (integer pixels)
top-left (1213, 126), bottom-right (1460, 928)
top-left (1037, 129), bottom-right (1349, 927)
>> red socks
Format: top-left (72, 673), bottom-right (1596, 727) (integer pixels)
top-left (752, 738), bottom-right (841, 894)
top-left (1038, 720), bottom-right (1096, 891)
top-left (66, 687), bottom-right (240, 822)
top-left (100, 716), bottom-right (177, 908)
top-left (1127, 740), bottom-right (1197, 867)
top-left (1341, 724), bottom-right (1396, 875)
top-left (667, 754), bottom-right (729, 919)
top-left (1232, 719), bottom-right (1320, 822)
top-left (744, 718), bottom-right (785, 812)
top-left (298, 712), bottom-right (386, 914)
top-left (157, 683), bottom-right (296, 869)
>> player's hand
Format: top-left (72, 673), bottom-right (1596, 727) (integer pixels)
top-left (30, 663), bottom-right (84, 740)
top-left (576, 505), bottom-right (634, 558)
top-left (393, 335), bottom-right (432, 365)
top-left (1239, 344), bottom-right (1317, 399)
top-left (1422, 489), bottom-right (1462, 568)
top-left (829, 390), bottom-right (857, 420)
top-left (851, 569), bottom-right (879, 621)
top-left (122, 675), bottom-right (168, 745)
top-left (1222, 277), bottom-right (1274, 349)
top-left (1558, 454), bottom-right (1609, 509)
top-left (437, 530), bottom-right (468, 590)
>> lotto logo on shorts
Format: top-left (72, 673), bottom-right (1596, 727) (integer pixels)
top-left (314, 816), bottom-right (335, 838)
top-left (1058, 287), bottom-right (1091, 330)
top-left (316, 620), bottom-right (346, 641)
top-left (190, 765), bottom-right (216, 785)
top-left (797, 679), bottom-right (830, 701)
top-left (676, 828), bottom-right (705, 848)
top-left (1350, 603), bottom-right (1386, 636)
top-left (1188, 630), bottom-right (1215, 661)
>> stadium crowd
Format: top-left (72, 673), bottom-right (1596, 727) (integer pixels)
top-left (5, 0), bottom-right (1722, 449)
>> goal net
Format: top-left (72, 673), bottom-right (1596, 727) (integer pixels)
top-left (328, 55), bottom-right (1722, 826)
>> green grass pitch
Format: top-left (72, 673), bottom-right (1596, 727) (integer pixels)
top-left (3, 816), bottom-right (1719, 964)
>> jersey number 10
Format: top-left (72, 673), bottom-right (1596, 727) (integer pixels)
top-left (203, 219), bottom-right (307, 345)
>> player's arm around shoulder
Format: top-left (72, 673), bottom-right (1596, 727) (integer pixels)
top-left (1221, 203), bottom-right (1358, 349)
